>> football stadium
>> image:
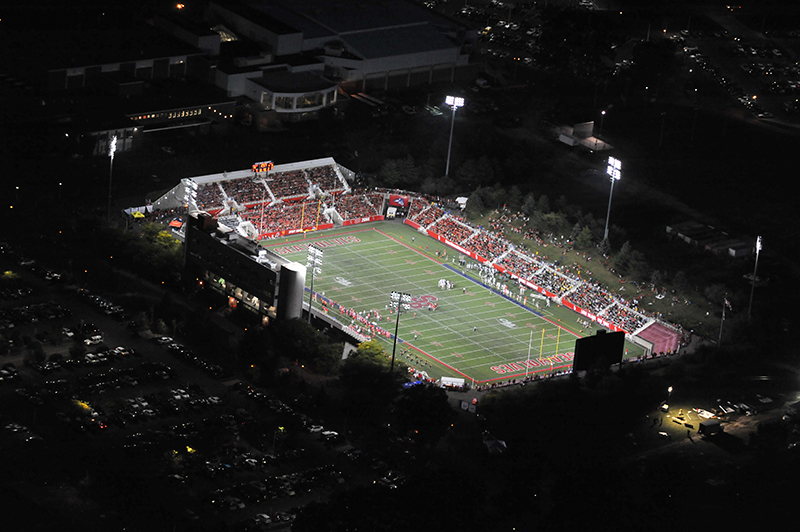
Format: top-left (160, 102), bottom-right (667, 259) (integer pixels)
top-left (140, 157), bottom-right (684, 385)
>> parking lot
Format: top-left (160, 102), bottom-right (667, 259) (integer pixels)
top-left (0, 258), bottom-right (412, 531)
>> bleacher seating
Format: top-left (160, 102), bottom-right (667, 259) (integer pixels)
top-left (305, 165), bottom-right (343, 193)
top-left (195, 182), bottom-right (225, 210)
top-left (495, 250), bottom-right (540, 279)
top-left (221, 177), bottom-right (269, 206)
top-left (335, 195), bottom-right (379, 220)
top-left (411, 205), bottom-right (446, 228)
top-left (468, 232), bottom-right (509, 261)
top-left (429, 217), bottom-right (474, 245)
top-left (267, 170), bottom-right (309, 199)
top-left (530, 267), bottom-right (576, 297)
top-left (565, 282), bottom-right (615, 316)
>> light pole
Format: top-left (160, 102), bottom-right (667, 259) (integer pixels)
top-left (107, 135), bottom-right (117, 223)
top-left (603, 156), bottom-right (621, 242)
top-left (389, 291), bottom-right (412, 373)
top-left (306, 245), bottom-right (324, 324)
top-left (747, 235), bottom-right (762, 319)
top-left (595, 110), bottom-right (606, 150)
top-left (444, 95), bottom-right (465, 178)
top-left (668, 386), bottom-right (673, 404)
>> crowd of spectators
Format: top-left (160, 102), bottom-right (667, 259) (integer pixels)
top-left (240, 202), bottom-right (329, 235)
top-left (222, 177), bottom-right (270, 206)
top-left (604, 303), bottom-right (649, 332)
top-left (530, 267), bottom-right (576, 297)
top-left (411, 205), bottom-right (446, 227)
top-left (468, 232), bottom-right (509, 261)
top-left (366, 192), bottom-right (385, 210)
top-left (306, 165), bottom-right (343, 193)
top-left (194, 182), bottom-right (225, 210)
top-left (429, 218), bottom-right (474, 245)
top-left (407, 199), bottom-right (428, 221)
top-left (495, 250), bottom-right (540, 279)
top-left (267, 170), bottom-right (310, 199)
top-left (564, 282), bottom-right (615, 315)
top-left (334, 195), bottom-right (379, 220)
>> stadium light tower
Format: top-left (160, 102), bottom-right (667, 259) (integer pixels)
top-left (603, 156), bottom-right (621, 241)
top-left (389, 291), bottom-right (412, 373)
top-left (306, 245), bottom-right (324, 323)
top-left (747, 235), bottom-right (762, 319)
top-left (107, 135), bottom-right (117, 223)
top-left (444, 95), bottom-right (465, 178)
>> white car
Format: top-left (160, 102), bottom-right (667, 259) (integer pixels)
top-left (207, 396), bottom-right (223, 405)
top-left (155, 336), bottom-right (173, 345)
top-left (255, 513), bottom-right (272, 524)
top-left (307, 425), bottom-right (324, 433)
top-left (84, 335), bottom-right (103, 346)
top-left (172, 389), bottom-right (190, 400)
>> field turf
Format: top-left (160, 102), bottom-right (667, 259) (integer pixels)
top-left (263, 222), bottom-right (646, 384)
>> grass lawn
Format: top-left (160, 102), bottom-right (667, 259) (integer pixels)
top-left (263, 222), bottom-right (646, 383)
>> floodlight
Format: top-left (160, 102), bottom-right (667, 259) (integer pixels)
top-left (606, 156), bottom-right (621, 180)
top-left (603, 157), bottom-right (622, 241)
top-left (444, 96), bottom-right (465, 178)
top-left (389, 291), bottom-right (412, 372)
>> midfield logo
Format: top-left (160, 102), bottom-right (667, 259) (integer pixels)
top-left (498, 318), bottom-right (517, 329)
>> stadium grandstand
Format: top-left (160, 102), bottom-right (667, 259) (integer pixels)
top-left (145, 156), bottom-right (685, 356)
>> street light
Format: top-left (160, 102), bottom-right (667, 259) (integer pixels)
top-left (603, 156), bottom-right (621, 242)
top-left (389, 291), bottom-right (412, 373)
top-left (107, 135), bottom-right (117, 223)
top-left (595, 110), bottom-right (606, 150)
top-left (444, 95), bottom-right (465, 178)
top-left (747, 235), bottom-right (762, 319)
top-left (306, 245), bottom-right (324, 324)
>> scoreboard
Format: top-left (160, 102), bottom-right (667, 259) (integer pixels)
top-left (252, 161), bottom-right (274, 174)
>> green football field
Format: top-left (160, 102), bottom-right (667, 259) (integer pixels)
top-left (263, 222), bottom-right (645, 384)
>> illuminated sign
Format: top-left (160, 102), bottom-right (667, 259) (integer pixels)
top-left (252, 161), bottom-right (274, 173)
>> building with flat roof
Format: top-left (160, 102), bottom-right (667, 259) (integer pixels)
top-left (206, 0), bottom-right (476, 114)
top-left (184, 212), bottom-right (306, 324)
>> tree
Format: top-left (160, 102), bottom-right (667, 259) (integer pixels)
top-left (456, 156), bottom-right (495, 188)
top-left (536, 211), bottom-right (568, 236)
top-left (598, 238), bottom-right (611, 256)
top-left (576, 226), bottom-right (594, 249)
top-left (338, 349), bottom-right (402, 427)
top-left (704, 284), bottom-right (729, 307)
top-left (394, 384), bottom-right (455, 447)
top-left (141, 222), bottom-right (162, 243)
top-left (465, 189), bottom-right (485, 216)
top-left (522, 193), bottom-right (537, 217)
top-left (569, 222), bottom-right (582, 241)
top-left (650, 270), bottom-right (664, 289)
top-left (673, 270), bottom-right (690, 291)
top-left (507, 186), bottom-right (523, 211)
top-left (537, 194), bottom-right (551, 214)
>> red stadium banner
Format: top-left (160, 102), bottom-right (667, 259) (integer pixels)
top-left (343, 215), bottom-right (384, 227)
top-left (404, 219), bottom-right (421, 230)
top-left (389, 194), bottom-right (410, 207)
